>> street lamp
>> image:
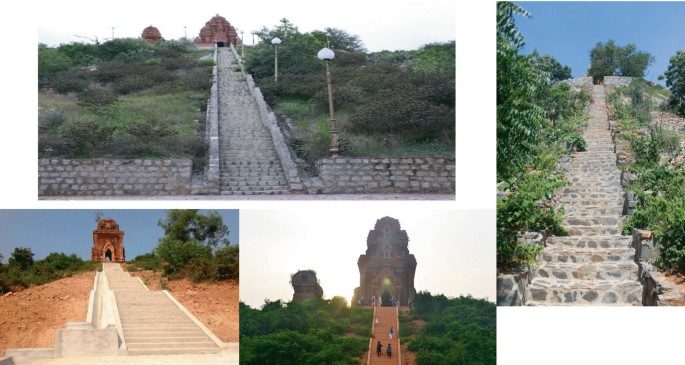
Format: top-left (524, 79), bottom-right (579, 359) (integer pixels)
top-left (271, 37), bottom-right (282, 81)
top-left (317, 47), bottom-right (341, 156)
top-left (240, 30), bottom-right (245, 59)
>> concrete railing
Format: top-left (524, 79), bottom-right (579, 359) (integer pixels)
top-left (229, 44), bottom-right (304, 192)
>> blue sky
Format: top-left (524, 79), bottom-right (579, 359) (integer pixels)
top-left (515, 2), bottom-right (685, 85)
top-left (0, 210), bottom-right (239, 263)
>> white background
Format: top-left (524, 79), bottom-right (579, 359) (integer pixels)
top-left (0, 0), bottom-right (682, 364)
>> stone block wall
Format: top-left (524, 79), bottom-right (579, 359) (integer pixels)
top-left (561, 77), bottom-right (593, 88)
top-left (38, 159), bottom-right (192, 196)
top-left (314, 157), bottom-right (455, 194)
top-left (202, 44), bottom-right (221, 194)
top-left (497, 270), bottom-right (529, 306)
top-left (604, 76), bottom-right (633, 87)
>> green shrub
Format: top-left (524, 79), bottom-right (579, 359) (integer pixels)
top-left (60, 119), bottom-right (116, 155)
top-left (45, 70), bottom-right (91, 94)
top-left (497, 171), bottom-right (568, 270)
top-left (126, 252), bottom-right (164, 271)
top-left (214, 245), bottom-right (239, 280)
top-left (39, 111), bottom-right (67, 132)
top-left (77, 86), bottom-right (119, 109)
top-left (349, 92), bottom-right (454, 143)
top-left (155, 238), bottom-right (213, 276)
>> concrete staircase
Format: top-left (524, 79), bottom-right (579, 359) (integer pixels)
top-left (526, 85), bottom-right (642, 305)
top-left (103, 264), bottom-right (221, 355)
top-left (368, 306), bottom-right (400, 365)
top-left (216, 48), bottom-right (290, 195)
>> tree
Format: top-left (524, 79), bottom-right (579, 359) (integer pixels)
top-left (531, 52), bottom-right (572, 83)
top-left (9, 247), bottom-right (35, 270)
top-left (155, 210), bottom-right (230, 277)
top-left (311, 27), bottom-right (366, 52)
top-left (157, 209), bottom-right (229, 248)
top-left (411, 41), bottom-right (456, 73)
top-left (588, 40), bottom-right (654, 82)
top-left (662, 50), bottom-right (685, 116)
top-left (497, 2), bottom-right (548, 180)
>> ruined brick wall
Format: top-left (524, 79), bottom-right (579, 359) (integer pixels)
top-left (314, 157), bottom-right (455, 194)
top-left (38, 158), bottom-right (192, 196)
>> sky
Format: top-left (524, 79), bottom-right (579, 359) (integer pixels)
top-left (33, 0), bottom-right (455, 52)
top-left (0, 210), bottom-right (239, 263)
top-left (515, 2), bottom-right (685, 85)
top-left (239, 208), bottom-right (495, 308)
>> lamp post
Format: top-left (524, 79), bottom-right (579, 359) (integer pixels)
top-left (271, 37), bottom-right (282, 81)
top-left (240, 30), bottom-right (245, 59)
top-left (111, 27), bottom-right (115, 39)
top-left (317, 47), bottom-right (341, 156)
top-left (184, 26), bottom-right (187, 39)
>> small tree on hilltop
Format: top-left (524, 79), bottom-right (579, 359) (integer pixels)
top-left (588, 40), bottom-right (654, 83)
top-left (9, 247), bottom-right (35, 270)
top-left (661, 50), bottom-right (685, 117)
top-left (531, 52), bottom-right (572, 84)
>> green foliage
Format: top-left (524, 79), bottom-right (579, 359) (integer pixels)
top-left (497, 172), bottom-right (568, 269)
top-left (155, 237), bottom-right (213, 276)
top-left (662, 50), bottom-right (685, 116)
top-left (59, 118), bottom-right (116, 155)
top-left (240, 298), bottom-right (372, 365)
top-left (247, 19), bottom-right (454, 161)
top-left (411, 41), bottom-right (455, 73)
top-left (531, 52), bottom-right (572, 83)
top-left (408, 291), bottom-right (495, 365)
top-left (588, 40), bottom-right (655, 83)
top-left (9, 247), bottom-right (35, 270)
top-left (0, 250), bottom-right (98, 292)
top-left (77, 86), bottom-right (119, 110)
top-left (158, 210), bottom-right (229, 248)
top-left (497, 2), bottom-right (548, 180)
top-left (126, 252), bottom-right (164, 272)
top-left (153, 210), bottom-right (236, 282)
top-left (125, 119), bottom-right (177, 143)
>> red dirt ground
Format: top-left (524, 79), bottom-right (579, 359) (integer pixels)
top-left (0, 269), bottom-right (238, 358)
top-left (0, 272), bottom-right (95, 357)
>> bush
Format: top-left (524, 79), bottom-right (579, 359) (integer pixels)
top-left (155, 238), bottom-right (213, 276)
top-left (126, 252), bottom-right (164, 271)
top-left (349, 92), bottom-right (454, 143)
top-left (44, 70), bottom-right (91, 94)
top-left (215, 245), bottom-right (239, 280)
top-left (60, 118), bottom-right (116, 155)
top-left (39, 110), bottom-right (67, 132)
top-left (77, 86), bottom-right (119, 109)
top-left (497, 171), bottom-right (568, 270)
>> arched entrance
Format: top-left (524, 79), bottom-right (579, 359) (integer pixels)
top-left (377, 277), bottom-right (399, 307)
top-left (105, 248), bottom-right (113, 261)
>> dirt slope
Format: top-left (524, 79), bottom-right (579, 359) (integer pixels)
top-left (0, 272), bottom-right (95, 357)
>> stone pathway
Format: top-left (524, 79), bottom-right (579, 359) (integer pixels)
top-left (368, 306), bottom-right (400, 365)
top-left (526, 85), bottom-right (642, 305)
top-left (104, 264), bottom-right (221, 355)
top-left (216, 48), bottom-right (290, 195)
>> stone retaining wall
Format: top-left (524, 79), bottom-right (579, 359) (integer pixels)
top-left (561, 77), bottom-right (593, 88)
top-left (497, 269), bottom-right (530, 306)
top-left (604, 76), bottom-right (633, 87)
top-left (38, 159), bottom-right (192, 196)
top-left (313, 157), bottom-right (455, 194)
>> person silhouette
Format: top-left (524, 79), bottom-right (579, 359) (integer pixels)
top-left (387, 343), bottom-right (392, 358)
top-left (376, 341), bottom-right (383, 357)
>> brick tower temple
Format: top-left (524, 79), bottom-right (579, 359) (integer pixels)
top-left (353, 217), bottom-right (417, 306)
top-left (91, 218), bottom-right (125, 263)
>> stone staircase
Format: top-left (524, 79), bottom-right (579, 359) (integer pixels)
top-left (216, 48), bottom-right (290, 195)
top-left (103, 264), bottom-right (221, 355)
top-left (368, 306), bottom-right (400, 365)
top-left (526, 85), bottom-right (642, 305)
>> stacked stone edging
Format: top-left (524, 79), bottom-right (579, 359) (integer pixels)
top-left (230, 45), bottom-right (303, 192)
top-left (314, 157), bottom-right (455, 194)
top-left (38, 158), bottom-right (192, 196)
